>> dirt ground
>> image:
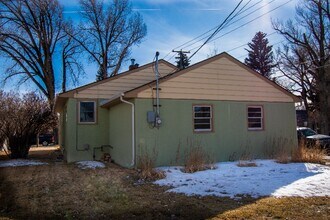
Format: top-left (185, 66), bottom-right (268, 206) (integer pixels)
top-left (0, 147), bottom-right (329, 219)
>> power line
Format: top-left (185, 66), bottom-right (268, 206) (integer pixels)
top-left (167, 0), bottom-right (264, 56)
top-left (235, 39), bottom-right (285, 59)
top-left (164, 0), bottom-right (278, 61)
top-left (226, 31), bottom-right (277, 53)
top-left (180, 0), bottom-right (269, 51)
top-left (188, 0), bottom-right (244, 60)
top-left (188, 0), bottom-right (293, 56)
top-left (163, 0), bottom-right (273, 60)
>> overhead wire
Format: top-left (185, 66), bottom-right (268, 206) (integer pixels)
top-left (188, 0), bottom-right (244, 60)
top-left (164, 0), bottom-right (246, 61)
top-left (180, 0), bottom-right (261, 51)
top-left (165, 0), bottom-right (262, 58)
top-left (188, 0), bottom-right (293, 54)
top-left (163, 0), bottom-right (267, 60)
top-left (166, 0), bottom-right (294, 63)
top-left (226, 31), bottom-right (277, 53)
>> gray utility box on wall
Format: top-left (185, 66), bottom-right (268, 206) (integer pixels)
top-left (147, 111), bottom-right (156, 124)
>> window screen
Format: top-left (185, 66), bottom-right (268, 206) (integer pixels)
top-left (193, 105), bottom-right (212, 131)
top-left (247, 106), bottom-right (263, 130)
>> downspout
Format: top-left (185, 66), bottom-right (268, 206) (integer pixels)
top-left (120, 94), bottom-right (135, 168)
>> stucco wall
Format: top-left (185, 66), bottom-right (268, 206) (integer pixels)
top-left (60, 97), bottom-right (297, 168)
top-left (135, 98), bottom-right (298, 167)
top-left (108, 102), bottom-right (133, 167)
top-left (62, 98), bottom-right (109, 162)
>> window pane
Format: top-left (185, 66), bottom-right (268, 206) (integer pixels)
top-left (249, 123), bottom-right (262, 128)
top-left (200, 106), bottom-right (210, 112)
top-left (248, 107), bottom-right (261, 113)
top-left (248, 118), bottom-right (261, 123)
top-left (194, 124), bottom-right (211, 130)
top-left (194, 119), bottom-right (211, 124)
top-left (195, 112), bottom-right (211, 118)
top-left (247, 106), bottom-right (263, 129)
top-left (81, 102), bottom-right (94, 112)
top-left (80, 102), bottom-right (95, 123)
top-left (248, 112), bottom-right (262, 117)
top-left (194, 106), bottom-right (210, 112)
top-left (193, 105), bottom-right (212, 131)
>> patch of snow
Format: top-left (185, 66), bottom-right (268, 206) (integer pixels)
top-left (155, 160), bottom-right (330, 198)
top-left (0, 159), bottom-right (48, 167)
top-left (76, 161), bottom-right (105, 169)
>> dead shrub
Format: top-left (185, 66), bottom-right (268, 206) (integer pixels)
top-left (291, 140), bottom-right (326, 164)
top-left (275, 147), bottom-right (291, 164)
top-left (264, 136), bottom-right (292, 159)
top-left (137, 149), bottom-right (165, 181)
top-left (236, 150), bottom-right (257, 167)
top-left (184, 145), bottom-right (216, 173)
top-left (237, 160), bottom-right (257, 167)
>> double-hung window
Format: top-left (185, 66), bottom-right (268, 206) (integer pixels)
top-left (193, 105), bottom-right (212, 132)
top-left (247, 106), bottom-right (263, 130)
top-left (79, 101), bottom-right (96, 123)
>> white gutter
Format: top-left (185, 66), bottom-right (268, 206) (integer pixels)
top-left (120, 94), bottom-right (135, 168)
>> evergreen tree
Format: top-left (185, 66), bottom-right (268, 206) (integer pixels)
top-left (96, 67), bottom-right (104, 81)
top-left (175, 51), bottom-right (190, 69)
top-left (245, 32), bottom-right (275, 78)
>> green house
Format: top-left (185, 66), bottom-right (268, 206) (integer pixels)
top-left (55, 53), bottom-right (299, 168)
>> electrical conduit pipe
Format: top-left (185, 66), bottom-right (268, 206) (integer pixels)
top-left (120, 94), bottom-right (135, 167)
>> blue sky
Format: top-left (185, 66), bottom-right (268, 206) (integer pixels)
top-left (2, 0), bottom-right (298, 92)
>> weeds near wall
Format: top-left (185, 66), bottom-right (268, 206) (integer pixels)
top-left (236, 149), bottom-right (257, 167)
top-left (137, 147), bottom-right (165, 181)
top-left (231, 141), bottom-right (258, 167)
top-left (291, 140), bottom-right (326, 164)
top-left (237, 160), bottom-right (257, 167)
top-left (275, 147), bottom-right (291, 164)
top-left (264, 136), bottom-right (292, 159)
top-left (183, 139), bottom-right (216, 173)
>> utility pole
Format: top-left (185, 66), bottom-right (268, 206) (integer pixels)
top-left (172, 50), bottom-right (190, 69)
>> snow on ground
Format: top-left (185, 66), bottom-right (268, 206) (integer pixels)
top-left (155, 160), bottom-right (330, 198)
top-left (0, 159), bottom-right (48, 167)
top-left (76, 161), bottom-right (105, 169)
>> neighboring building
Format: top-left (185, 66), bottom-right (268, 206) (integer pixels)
top-left (55, 53), bottom-right (299, 168)
top-left (296, 110), bottom-right (308, 127)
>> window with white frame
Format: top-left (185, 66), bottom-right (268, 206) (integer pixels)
top-left (247, 106), bottom-right (263, 130)
top-left (193, 105), bottom-right (212, 132)
top-left (79, 101), bottom-right (96, 123)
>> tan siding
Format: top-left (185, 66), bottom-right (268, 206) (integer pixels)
top-left (137, 57), bottom-right (294, 102)
top-left (73, 63), bottom-right (175, 99)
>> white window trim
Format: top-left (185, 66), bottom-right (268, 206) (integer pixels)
top-left (193, 105), bottom-right (212, 132)
top-left (78, 101), bottom-right (97, 124)
top-left (247, 105), bottom-right (263, 130)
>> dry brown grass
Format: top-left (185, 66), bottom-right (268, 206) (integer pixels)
top-left (291, 141), bottom-right (327, 164)
top-left (184, 145), bottom-right (216, 173)
top-left (213, 197), bottom-right (330, 220)
top-left (275, 147), bottom-right (291, 164)
top-left (137, 150), bottom-right (165, 181)
top-left (0, 148), bottom-right (329, 219)
top-left (237, 160), bottom-right (257, 167)
top-left (236, 151), bottom-right (257, 167)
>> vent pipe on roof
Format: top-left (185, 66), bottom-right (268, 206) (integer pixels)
top-left (129, 58), bottom-right (139, 71)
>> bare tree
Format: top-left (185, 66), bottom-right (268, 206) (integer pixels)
top-left (273, 0), bottom-right (330, 134)
top-left (0, 91), bottom-right (56, 158)
top-left (61, 23), bottom-right (85, 92)
top-left (0, 0), bottom-right (82, 108)
top-left (276, 45), bottom-right (318, 125)
top-left (73, 0), bottom-right (147, 80)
